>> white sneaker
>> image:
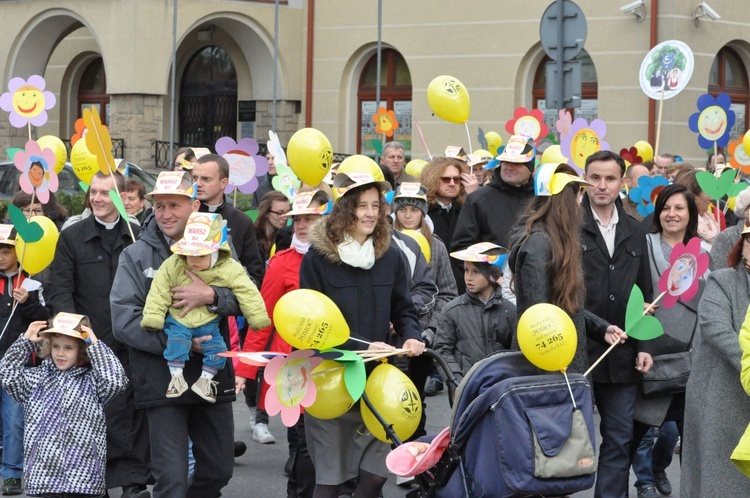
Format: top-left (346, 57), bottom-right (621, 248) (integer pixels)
top-left (247, 408), bottom-right (257, 431)
top-left (253, 422), bottom-right (275, 444)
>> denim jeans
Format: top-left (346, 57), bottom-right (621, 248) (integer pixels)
top-left (163, 315), bottom-right (226, 371)
top-left (632, 421), bottom-right (679, 488)
top-left (1, 387), bottom-right (23, 479)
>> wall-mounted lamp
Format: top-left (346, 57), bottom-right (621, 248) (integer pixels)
top-left (694, 2), bottom-right (720, 26)
top-left (620, 0), bottom-right (646, 23)
top-left (197, 25), bottom-right (214, 42)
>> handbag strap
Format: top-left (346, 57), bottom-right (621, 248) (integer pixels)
top-left (646, 234), bottom-right (697, 349)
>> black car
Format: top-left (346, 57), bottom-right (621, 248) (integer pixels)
top-left (0, 161), bottom-right (157, 200)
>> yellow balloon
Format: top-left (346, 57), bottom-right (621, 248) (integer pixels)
top-left (540, 145), bottom-right (569, 165)
top-left (516, 303), bottom-right (577, 372)
top-left (16, 216), bottom-right (59, 275)
top-left (473, 149), bottom-right (493, 160)
top-left (485, 132), bottom-right (503, 157)
top-left (427, 75), bottom-right (471, 124)
top-left (360, 364), bottom-right (422, 443)
top-left (70, 139), bottom-right (98, 185)
top-left (37, 135), bottom-right (67, 174)
top-left (405, 159), bottom-right (428, 178)
top-left (634, 140), bottom-right (654, 163)
top-left (743, 131), bottom-right (750, 159)
top-left (400, 229), bottom-right (431, 264)
top-left (305, 360), bottom-right (355, 419)
top-left (287, 128), bottom-right (333, 186)
top-left (337, 154), bottom-right (384, 181)
top-left (273, 289), bottom-right (350, 350)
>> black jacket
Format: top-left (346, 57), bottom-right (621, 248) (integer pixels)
top-left (110, 214), bottom-right (240, 408)
top-left (48, 215), bottom-right (139, 352)
top-left (0, 271), bottom-right (48, 356)
top-left (428, 203), bottom-right (464, 292)
top-left (199, 197), bottom-right (264, 286)
top-left (581, 196), bottom-right (654, 384)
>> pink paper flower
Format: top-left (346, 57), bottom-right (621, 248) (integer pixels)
top-left (556, 109), bottom-right (572, 137)
top-left (264, 350), bottom-right (322, 427)
top-left (0, 76), bottom-right (56, 128)
top-left (505, 107), bottom-right (549, 144)
top-left (215, 137), bottom-right (269, 195)
top-left (14, 140), bottom-right (59, 204)
top-left (658, 237), bottom-right (710, 307)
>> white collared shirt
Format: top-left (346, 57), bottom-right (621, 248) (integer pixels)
top-left (591, 204), bottom-right (619, 258)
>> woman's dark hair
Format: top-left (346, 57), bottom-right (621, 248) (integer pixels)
top-left (651, 183), bottom-right (698, 244)
top-left (673, 170), bottom-right (704, 198)
top-left (12, 190), bottom-right (69, 222)
top-left (513, 163), bottom-right (584, 314)
top-left (325, 184), bottom-right (389, 246)
top-left (728, 232), bottom-right (748, 268)
top-left (254, 191), bottom-right (290, 254)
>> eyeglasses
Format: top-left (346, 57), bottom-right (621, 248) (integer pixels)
top-left (743, 233), bottom-right (750, 243)
top-left (21, 208), bottom-right (43, 215)
top-left (440, 176), bottom-right (461, 185)
top-left (269, 210), bottom-right (287, 217)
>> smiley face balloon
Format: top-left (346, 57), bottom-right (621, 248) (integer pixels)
top-left (0, 76), bottom-right (57, 128)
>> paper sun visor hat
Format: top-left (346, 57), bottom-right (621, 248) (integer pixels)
top-left (146, 171), bottom-right (197, 198)
top-left (386, 427), bottom-right (451, 478)
top-left (496, 134), bottom-right (535, 164)
top-left (742, 223), bottom-right (750, 236)
top-left (332, 171), bottom-right (392, 200)
top-left (0, 225), bottom-right (16, 246)
top-left (285, 190), bottom-right (332, 216)
top-left (181, 147), bottom-right (211, 170)
top-left (450, 242), bottom-right (508, 268)
top-left (40, 312), bottom-right (91, 342)
top-left (534, 163), bottom-right (587, 196)
top-left (172, 212), bottom-right (227, 256)
top-left (443, 146), bottom-right (468, 162)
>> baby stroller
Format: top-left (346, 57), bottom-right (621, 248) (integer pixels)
top-left (383, 350), bottom-right (597, 498)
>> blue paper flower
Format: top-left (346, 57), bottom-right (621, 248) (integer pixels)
top-left (688, 93), bottom-right (735, 149)
top-left (629, 175), bottom-right (669, 217)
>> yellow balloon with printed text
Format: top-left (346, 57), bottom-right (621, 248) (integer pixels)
top-left (273, 289), bottom-right (349, 350)
top-left (427, 75), bottom-right (471, 124)
top-left (305, 360), bottom-right (355, 419)
top-left (361, 364), bottom-right (422, 443)
top-left (16, 216), bottom-right (59, 275)
top-left (70, 138), bottom-right (98, 185)
top-left (37, 135), bottom-right (67, 174)
top-left (286, 128), bottom-right (334, 186)
top-left (517, 303), bottom-right (577, 372)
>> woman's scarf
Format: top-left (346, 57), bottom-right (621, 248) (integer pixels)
top-left (337, 233), bottom-right (375, 269)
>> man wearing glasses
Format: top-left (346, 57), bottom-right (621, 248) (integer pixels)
top-left (451, 134), bottom-right (535, 257)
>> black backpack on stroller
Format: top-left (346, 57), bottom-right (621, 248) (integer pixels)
top-left (423, 351), bottom-right (597, 497)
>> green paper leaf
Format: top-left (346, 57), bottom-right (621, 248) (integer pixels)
top-left (245, 209), bottom-right (259, 222)
top-left (369, 139), bottom-right (383, 155)
top-left (6, 148), bottom-right (22, 161)
top-left (696, 170), bottom-right (727, 200)
top-left (79, 181), bottom-right (89, 193)
top-left (7, 205), bottom-right (44, 243)
top-left (624, 284), bottom-right (664, 340)
top-left (729, 181), bottom-right (749, 198)
top-left (717, 168), bottom-right (736, 198)
top-left (329, 349), bottom-right (360, 363)
top-left (109, 190), bottom-right (128, 221)
top-left (343, 359), bottom-right (366, 402)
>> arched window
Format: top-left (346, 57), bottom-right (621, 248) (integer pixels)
top-left (78, 58), bottom-right (109, 125)
top-left (709, 46), bottom-right (749, 141)
top-left (180, 46), bottom-right (237, 145)
top-left (357, 49), bottom-right (412, 155)
top-left (533, 51), bottom-right (598, 142)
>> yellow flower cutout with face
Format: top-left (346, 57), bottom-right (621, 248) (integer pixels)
top-left (12, 85), bottom-right (46, 119)
top-left (697, 105), bottom-right (728, 142)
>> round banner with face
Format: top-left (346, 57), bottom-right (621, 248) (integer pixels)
top-left (639, 40), bottom-right (694, 100)
top-left (667, 252), bottom-right (698, 296)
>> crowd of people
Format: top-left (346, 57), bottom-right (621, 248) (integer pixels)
top-left (0, 137), bottom-right (747, 498)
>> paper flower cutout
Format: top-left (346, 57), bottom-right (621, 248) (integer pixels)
top-left (71, 118), bottom-right (88, 146)
top-left (620, 147), bottom-right (643, 167)
top-left (628, 175), bottom-right (668, 217)
top-left (728, 136), bottom-right (750, 174)
top-left (476, 127), bottom-right (488, 150)
top-left (658, 237), bottom-right (709, 307)
top-left (14, 140), bottom-right (59, 204)
top-left (0, 76), bottom-right (56, 128)
top-left (556, 109), bottom-right (572, 137)
top-left (560, 118), bottom-right (610, 174)
top-left (688, 93), bottom-right (735, 149)
top-left (268, 130), bottom-right (300, 201)
top-left (505, 107), bottom-right (549, 144)
top-left (373, 107), bottom-right (399, 137)
top-left (264, 350), bottom-right (323, 427)
top-left (215, 137), bottom-right (269, 194)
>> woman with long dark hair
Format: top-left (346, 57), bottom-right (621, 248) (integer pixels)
top-left (253, 190), bottom-right (290, 264)
top-left (300, 171), bottom-right (424, 498)
top-left (509, 163), bottom-right (625, 373)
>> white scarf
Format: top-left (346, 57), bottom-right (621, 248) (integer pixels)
top-left (291, 233), bottom-right (310, 255)
top-left (337, 233), bottom-right (375, 269)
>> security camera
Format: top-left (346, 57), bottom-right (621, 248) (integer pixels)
top-left (698, 2), bottom-right (720, 20)
top-left (620, 0), bottom-right (645, 14)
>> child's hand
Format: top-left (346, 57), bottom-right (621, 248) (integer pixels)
top-left (24, 321), bottom-right (47, 342)
top-left (235, 375), bottom-right (247, 394)
top-left (80, 325), bottom-right (98, 345)
top-left (11, 288), bottom-right (28, 304)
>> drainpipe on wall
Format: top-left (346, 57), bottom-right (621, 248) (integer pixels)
top-left (648, 0), bottom-right (658, 147)
top-left (305, 0), bottom-right (315, 127)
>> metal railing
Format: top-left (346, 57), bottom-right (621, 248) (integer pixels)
top-left (153, 140), bottom-right (352, 169)
top-left (63, 138), bottom-right (125, 158)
